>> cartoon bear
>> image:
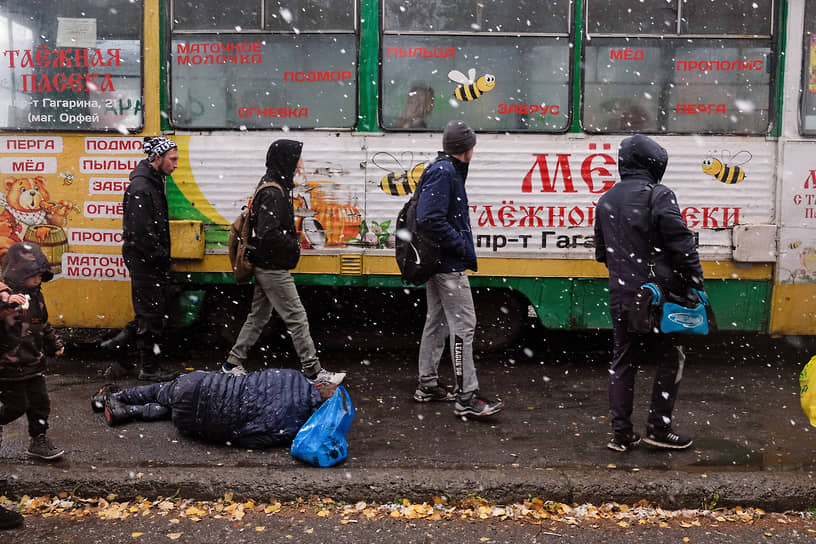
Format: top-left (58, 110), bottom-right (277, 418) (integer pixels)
top-left (0, 176), bottom-right (76, 257)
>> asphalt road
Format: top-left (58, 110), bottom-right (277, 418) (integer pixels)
top-left (1, 329), bottom-right (815, 511)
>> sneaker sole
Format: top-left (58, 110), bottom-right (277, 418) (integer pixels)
top-left (414, 392), bottom-right (455, 402)
top-left (607, 437), bottom-right (641, 452)
top-left (453, 403), bottom-right (504, 417)
top-left (311, 373), bottom-right (346, 386)
top-left (26, 449), bottom-right (64, 460)
top-left (642, 436), bottom-right (693, 449)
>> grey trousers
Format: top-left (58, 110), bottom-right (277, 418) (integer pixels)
top-left (418, 271), bottom-right (479, 395)
top-left (227, 267), bottom-right (321, 376)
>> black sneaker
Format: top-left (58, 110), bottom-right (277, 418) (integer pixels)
top-left (91, 384), bottom-right (120, 413)
top-left (607, 431), bottom-right (641, 452)
top-left (453, 392), bottom-right (504, 418)
top-left (99, 326), bottom-right (136, 351)
top-left (26, 434), bottom-right (64, 460)
top-left (643, 427), bottom-right (693, 449)
top-left (104, 396), bottom-right (133, 426)
top-left (0, 505), bottom-right (23, 530)
top-left (414, 384), bottom-right (455, 402)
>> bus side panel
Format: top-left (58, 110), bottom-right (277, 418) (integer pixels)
top-left (773, 141), bottom-right (816, 335)
top-left (0, 134), bottom-right (142, 328)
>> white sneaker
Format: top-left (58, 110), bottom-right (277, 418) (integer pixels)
top-left (221, 362), bottom-right (247, 376)
top-left (308, 369), bottom-right (346, 386)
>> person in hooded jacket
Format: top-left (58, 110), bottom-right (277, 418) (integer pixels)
top-left (220, 140), bottom-right (345, 386)
top-left (413, 120), bottom-right (504, 418)
top-left (100, 137), bottom-right (179, 382)
top-left (0, 242), bottom-right (65, 462)
top-left (594, 134), bottom-right (704, 452)
top-left (93, 368), bottom-right (336, 449)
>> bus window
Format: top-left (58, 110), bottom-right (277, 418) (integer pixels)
top-left (381, 0), bottom-right (572, 132)
top-left (801, 0), bottom-right (816, 135)
top-left (583, 0), bottom-right (774, 134)
top-left (0, 0), bottom-right (144, 132)
top-left (170, 1), bottom-right (357, 130)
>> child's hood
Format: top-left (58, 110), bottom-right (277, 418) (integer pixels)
top-left (2, 242), bottom-right (53, 289)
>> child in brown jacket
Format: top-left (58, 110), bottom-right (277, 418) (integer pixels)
top-left (0, 242), bottom-right (64, 462)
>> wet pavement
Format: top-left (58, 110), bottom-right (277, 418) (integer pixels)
top-left (1, 330), bottom-right (815, 510)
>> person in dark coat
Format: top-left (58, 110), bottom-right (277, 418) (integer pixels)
top-left (594, 134), bottom-right (704, 452)
top-left (413, 120), bottom-right (503, 418)
top-left (101, 136), bottom-right (179, 382)
top-left (93, 369), bottom-right (335, 449)
top-left (0, 242), bottom-right (65, 461)
top-left (220, 139), bottom-right (344, 386)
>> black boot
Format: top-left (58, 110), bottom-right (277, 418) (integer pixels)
top-left (91, 384), bottom-right (121, 412)
top-left (137, 344), bottom-right (177, 382)
top-left (100, 322), bottom-right (137, 351)
top-left (104, 396), bottom-right (134, 426)
top-left (0, 505), bottom-right (23, 530)
top-left (103, 359), bottom-right (138, 379)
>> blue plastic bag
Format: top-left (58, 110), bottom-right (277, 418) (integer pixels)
top-left (291, 385), bottom-right (354, 467)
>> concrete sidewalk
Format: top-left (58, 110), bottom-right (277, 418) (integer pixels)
top-left (1, 334), bottom-right (814, 510)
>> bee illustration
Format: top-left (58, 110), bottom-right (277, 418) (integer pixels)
top-left (371, 151), bottom-right (426, 196)
top-left (701, 150), bottom-right (752, 184)
top-left (448, 68), bottom-right (496, 102)
top-left (790, 241), bottom-right (803, 250)
top-left (59, 171), bottom-right (74, 186)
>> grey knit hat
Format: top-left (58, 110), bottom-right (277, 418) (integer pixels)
top-left (442, 120), bottom-right (476, 155)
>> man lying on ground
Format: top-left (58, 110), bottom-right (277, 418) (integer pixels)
top-left (92, 368), bottom-right (336, 449)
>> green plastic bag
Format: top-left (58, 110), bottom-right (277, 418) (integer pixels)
top-left (799, 355), bottom-right (816, 427)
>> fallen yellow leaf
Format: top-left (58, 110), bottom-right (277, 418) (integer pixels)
top-left (168, 533), bottom-right (183, 540)
top-left (131, 532), bottom-right (143, 537)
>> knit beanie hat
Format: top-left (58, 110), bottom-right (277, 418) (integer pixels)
top-left (442, 120), bottom-right (476, 155)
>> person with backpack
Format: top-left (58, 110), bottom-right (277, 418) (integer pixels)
top-left (594, 134), bottom-right (704, 452)
top-left (413, 120), bottom-right (504, 418)
top-left (100, 137), bottom-right (179, 382)
top-left (220, 140), bottom-right (345, 387)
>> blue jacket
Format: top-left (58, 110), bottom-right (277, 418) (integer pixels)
top-left (416, 153), bottom-right (477, 273)
top-left (169, 369), bottom-right (322, 449)
top-left (594, 135), bottom-right (703, 313)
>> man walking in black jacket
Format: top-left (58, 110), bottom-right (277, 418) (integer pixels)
top-left (220, 139), bottom-right (344, 386)
top-left (595, 134), bottom-right (704, 452)
top-left (102, 137), bottom-right (179, 382)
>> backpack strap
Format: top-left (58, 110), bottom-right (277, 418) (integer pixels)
top-left (248, 181), bottom-right (284, 217)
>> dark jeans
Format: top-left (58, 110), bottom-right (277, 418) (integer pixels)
top-left (609, 312), bottom-right (684, 435)
top-left (0, 375), bottom-right (50, 437)
top-left (130, 276), bottom-right (170, 338)
top-left (117, 378), bottom-right (178, 420)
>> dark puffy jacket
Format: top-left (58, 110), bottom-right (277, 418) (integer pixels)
top-left (251, 140), bottom-right (302, 270)
top-left (594, 134), bottom-right (703, 312)
top-left (416, 152), bottom-right (477, 273)
top-left (0, 242), bottom-right (62, 381)
top-left (169, 368), bottom-right (322, 449)
top-left (122, 159), bottom-right (171, 281)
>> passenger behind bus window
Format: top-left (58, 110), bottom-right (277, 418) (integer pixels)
top-left (396, 83), bottom-right (435, 129)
